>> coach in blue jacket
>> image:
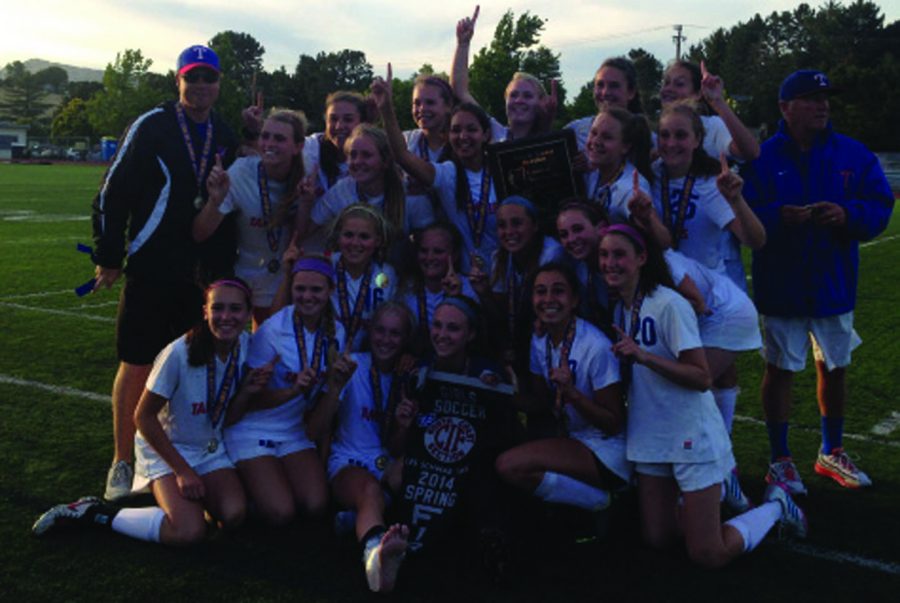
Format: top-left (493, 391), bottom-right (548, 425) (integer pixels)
top-left (742, 70), bottom-right (893, 494)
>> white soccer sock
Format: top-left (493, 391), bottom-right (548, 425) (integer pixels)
top-left (713, 387), bottom-right (739, 434)
top-left (111, 507), bottom-right (164, 543)
top-left (534, 471), bottom-right (610, 511)
top-left (724, 501), bottom-right (781, 552)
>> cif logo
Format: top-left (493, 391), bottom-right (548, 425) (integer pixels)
top-left (424, 416), bottom-right (476, 463)
top-left (814, 73), bottom-right (829, 87)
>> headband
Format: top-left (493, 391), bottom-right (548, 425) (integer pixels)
top-left (499, 195), bottom-right (538, 219)
top-left (292, 257), bottom-right (336, 283)
top-left (601, 223), bottom-right (646, 251)
top-left (207, 279), bottom-right (252, 298)
top-left (436, 296), bottom-right (478, 325)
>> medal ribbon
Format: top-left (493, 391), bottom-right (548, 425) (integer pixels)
top-left (616, 291), bottom-right (645, 390)
top-left (465, 166), bottom-right (492, 248)
top-left (206, 340), bottom-right (240, 429)
top-left (336, 257), bottom-right (372, 345)
top-left (417, 288), bottom-right (430, 330)
top-left (292, 307), bottom-right (325, 381)
top-left (506, 258), bottom-right (523, 338)
top-left (591, 163), bottom-right (625, 210)
top-left (660, 167), bottom-right (696, 251)
top-left (369, 364), bottom-right (395, 435)
top-left (257, 162), bottom-right (280, 253)
top-left (175, 102), bottom-right (214, 193)
top-left (545, 319), bottom-right (577, 436)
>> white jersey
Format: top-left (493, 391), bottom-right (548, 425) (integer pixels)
top-left (489, 116), bottom-right (511, 143)
top-left (619, 286), bottom-right (730, 463)
top-left (227, 306), bottom-right (345, 441)
top-left (329, 253), bottom-right (397, 351)
top-left (664, 250), bottom-right (761, 351)
top-left (582, 162), bottom-right (651, 224)
top-left (218, 156), bottom-right (291, 307)
top-left (404, 129), bottom-right (449, 163)
top-left (311, 176), bottom-right (434, 238)
top-left (401, 275), bottom-right (479, 330)
top-left (432, 160), bottom-right (499, 271)
top-left (302, 133), bottom-right (349, 195)
top-left (651, 161), bottom-right (735, 272)
top-left (135, 331), bottom-right (251, 474)
top-left (529, 317), bottom-right (631, 481)
top-left (330, 352), bottom-right (392, 463)
top-left (491, 237), bottom-right (565, 294)
top-left (564, 115), bottom-right (593, 152)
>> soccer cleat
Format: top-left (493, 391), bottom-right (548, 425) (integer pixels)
top-left (814, 448), bottom-right (873, 489)
top-left (104, 460), bottom-right (134, 501)
top-left (723, 468), bottom-right (752, 513)
top-left (765, 458), bottom-right (807, 496)
top-left (32, 496), bottom-right (101, 537)
top-left (764, 482), bottom-right (807, 539)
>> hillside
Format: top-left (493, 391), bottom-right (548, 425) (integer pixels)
top-left (21, 58), bottom-right (103, 83)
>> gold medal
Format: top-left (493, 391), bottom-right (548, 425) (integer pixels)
top-left (194, 195), bottom-right (204, 209)
top-left (207, 438), bottom-right (218, 453)
top-left (374, 272), bottom-right (389, 289)
top-left (375, 455), bottom-right (388, 471)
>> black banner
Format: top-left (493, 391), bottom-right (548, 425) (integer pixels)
top-left (398, 370), bottom-right (514, 553)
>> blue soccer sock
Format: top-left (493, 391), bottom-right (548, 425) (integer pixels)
top-left (766, 421), bottom-right (791, 461)
top-left (820, 416), bottom-right (844, 454)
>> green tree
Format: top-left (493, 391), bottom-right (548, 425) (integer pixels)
top-left (85, 49), bottom-right (170, 138)
top-left (629, 48), bottom-right (664, 117)
top-left (292, 50), bottom-right (373, 130)
top-left (209, 31), bottom-right (266, 131)
top-left (33, 66), bottom-right (68, 94)
top-left (51, 97), bottom-right (94, 140)
top-left (468, 10), bottom-right (563, 124)
top-left (0, 61), bottom-right (53, 133)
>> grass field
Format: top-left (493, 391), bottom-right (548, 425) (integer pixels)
top-left (1, 162), bottom-right (899, 602)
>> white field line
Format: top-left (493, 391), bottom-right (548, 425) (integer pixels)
top-left (2, 373), bottom-right (898, 574)
top-left (0, 289), bottom-right (73, 301)
top-left (784, 542), bottom-right (900, 576)
top-left (0, 374), bottom-right (109, 403)
top-left (860, 234), bottom-right (900, 248)
top-left (733, 414), bottom-right (900, 449)
top-left (74, 301), bottom-right (118, 309)
top-left (0, 301), bottom-right (115, 323)
top-left (871, 411), bottom-right (900, 436)
top-left (0, 235), bottom-right (83, 245)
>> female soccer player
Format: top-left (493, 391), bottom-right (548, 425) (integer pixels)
top-left (224, 256), bottom-right (345, 525)
top-left (196, 109), bottom-right (313, 329)
top-left (600, 223), bottom-right (806, 567)
top-left (452, 6), bottom-right (555, 141)
top-left (33, 280), bottom-right (269, 545)
top-left (372, 65), bottom-right (499, 271)
top-left (649, 104), bottom-right (765, 273)
top-left (307, 302), bottom-right (417, 593)
top-left (495, 262), bottom-right (631, 514)
top-left (326, 204), bottom-right (398, 351)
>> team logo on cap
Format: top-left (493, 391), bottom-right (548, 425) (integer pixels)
top-left (814, 73), bottom-right (829, 87)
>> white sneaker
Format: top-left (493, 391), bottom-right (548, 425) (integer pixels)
top-left (104, 460), bottom-right (134, 501)
top-left (764, 483), bottom-right (808, 539)
top-left (32, 496), bottom-right (101, 536)
top-left (723, 468), bottom-right (752, 513)
top-left (765, 458), bottom-right (807, 496)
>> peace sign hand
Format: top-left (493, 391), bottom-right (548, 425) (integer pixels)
top-left (243, 354), bottom-right (278, 395)
top-left (328, 350), bottom-right (358, 389)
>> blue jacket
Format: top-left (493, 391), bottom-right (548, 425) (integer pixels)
top-left (742, 121), bottom-right (893, 318)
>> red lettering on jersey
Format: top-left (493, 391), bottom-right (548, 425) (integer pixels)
top-left (192, 402), bottom-right (207, 415)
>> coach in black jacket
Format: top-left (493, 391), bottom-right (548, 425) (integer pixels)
top-left (91, 44), bottom-right (238, 501)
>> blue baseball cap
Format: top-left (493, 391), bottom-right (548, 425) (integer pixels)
top-left (177, 45), bottom-right (220, 75)
top-left (779, 70), bottom-right (838, 101)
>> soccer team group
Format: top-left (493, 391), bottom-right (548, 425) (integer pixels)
top-left (31, 7), bottom-right (895, 594)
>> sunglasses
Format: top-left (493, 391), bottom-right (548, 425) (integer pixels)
top-left (183, 69), bottom-right (220, 84)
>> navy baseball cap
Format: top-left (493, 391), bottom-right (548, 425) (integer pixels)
top-left (779, 70), bottom-right (839, 101)
top-left (177, 45), bottom-right (220, 75)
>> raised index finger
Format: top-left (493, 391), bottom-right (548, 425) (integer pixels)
top-left (472, 5), bottom-right (480, 24)
top-left (719, 152), bottom-right (729, 174)
top-left (700, 60), bottom-right (709, 78)
top-left (632, 167), bottom-right (639, 192)
top-left (256, 91), bottom-right (264, 110)
top-left (446, 255), bottom-right (456, 277)
top-left (387, 62), bottom-right (393, 83)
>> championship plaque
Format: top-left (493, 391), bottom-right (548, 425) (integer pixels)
top-left (398, 371), bottom-right (514, 553)
top-left (487, 129), bottom-right (584, 225)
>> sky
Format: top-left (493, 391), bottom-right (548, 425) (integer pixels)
top-left (4, 0), bottom-right (899, 93)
